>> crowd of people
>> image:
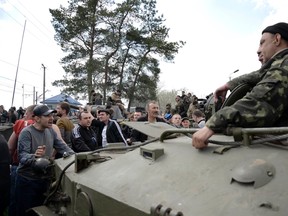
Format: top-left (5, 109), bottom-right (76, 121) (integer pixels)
top-left (0, 105), bottom-right (25, 125)
top-left (0, 97), bottom-right (205, 215)
top-left (1, 21), bottom-right (288, 215)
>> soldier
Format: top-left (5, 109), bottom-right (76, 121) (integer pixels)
top-left (192, 22), bottom-right (288, 149)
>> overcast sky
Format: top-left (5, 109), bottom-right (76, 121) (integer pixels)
top-left (0, 0), bottom-right (288, 110)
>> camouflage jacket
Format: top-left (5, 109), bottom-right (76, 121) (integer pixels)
top-left (206, 48), bottom-right (288, 130)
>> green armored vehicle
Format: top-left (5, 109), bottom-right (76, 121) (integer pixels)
top-left (29, 118), bottom-right (288, 216)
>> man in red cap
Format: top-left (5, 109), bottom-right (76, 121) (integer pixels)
top-left (192, 22), bottom-right (288, 149)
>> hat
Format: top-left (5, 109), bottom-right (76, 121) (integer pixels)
top-left (98, 109), bottom-right (111, 115)
top-left (33, 105), bottom-right (56, 117)
top-left (262, 22), bottom-right (288, 42)
top-left (164, 113), bottom-right (172, 120)
top-left (181, 117), bottom-right (190, 122)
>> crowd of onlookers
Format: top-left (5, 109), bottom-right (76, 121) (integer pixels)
top-left (0, 105), bottom-right (26, 125)
top-left (89, 89), bottom-right (207, 129)
top-left (0, 91), bottom-right (206, 215)
top-left (162, 91), bottom-right (206, 128)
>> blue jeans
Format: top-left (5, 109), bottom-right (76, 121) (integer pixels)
top-left (15, 174), bottom-right (50, 216)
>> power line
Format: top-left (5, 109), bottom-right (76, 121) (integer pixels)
top-left (16, 0), bottom-right (55, 35)
top-left (0, 75), bottom-right (14, 82)
top-left (1, 1), bottom-right (65, 99)
top-left (5, 0), bottom-right (27, 19)
top-left (0, 8), bottom-right (23, 26)
top-left (0, 59), bottom-right (64, 84)
top-left (0, 82), bottom-right (22, 91)
top-left (0, 59), bottom-right (41, 76)
top-left (0, 74), bottom-right (42, 89)
top-left (6, 0), bottom-right (54, 41)
top-left (0, 88), bottom-right (21, 94)
top-left (2, 1), bottom-right (59, 51)
top-left (0, 80), bottom-right (34, 92)
top-left (0, 4), bottom-right (64, 81)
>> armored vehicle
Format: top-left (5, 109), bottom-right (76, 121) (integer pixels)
top-left (29, 119), bottom-right (288, 216)
top-left (26, 83), bottom-right (287, 216)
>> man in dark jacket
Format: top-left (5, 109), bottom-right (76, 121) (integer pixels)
top-left (92, 109), bottom-right (127, 147)
top-left (71, 111), bottom-right (98, 152)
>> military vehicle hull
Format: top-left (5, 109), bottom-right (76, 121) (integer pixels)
top-left (35, 129), bottom-right (288, 216)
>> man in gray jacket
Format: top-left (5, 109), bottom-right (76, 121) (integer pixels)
top-left (15, 105), bottom-right (74, 215)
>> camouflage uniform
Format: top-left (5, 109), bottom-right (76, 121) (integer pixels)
top-left (227, 70), bottom-right (260, 90)
top-left (206, 48), bottom-right (288, 130)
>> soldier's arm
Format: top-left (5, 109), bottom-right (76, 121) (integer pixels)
top-left (227, 70), bottom-right (261, 90)
top-left (207, 66), bottom-right (288, 130)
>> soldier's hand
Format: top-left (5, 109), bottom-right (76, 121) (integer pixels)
top-left (192, 127), bottom-right (214, 149)
top-left (214, 83), bottom-right (230, 103)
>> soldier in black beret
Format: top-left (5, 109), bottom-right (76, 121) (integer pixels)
top-left (192, 22), bottom-right (288, 149)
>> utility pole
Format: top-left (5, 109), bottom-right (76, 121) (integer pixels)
top-left (11, 20), bottom-right (26, 107)
top-left (42, 64), bottom-right (46, 104)
top-left (22, 84), bottom-right (24, 107)
top-left (33, 86), bottom-right (35, 105)
top-left (35, 91), bottom-right (38, 104)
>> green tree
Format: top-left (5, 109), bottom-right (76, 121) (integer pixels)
top-left (50, 0), bottom-right (185, 106)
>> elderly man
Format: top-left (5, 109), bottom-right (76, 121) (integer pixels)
top-left (170, 114), bottom-right (182, 128)
top-left (192, 22), bottom-right (288, 149)
top-left (130, 100), bottom-right (166, 142)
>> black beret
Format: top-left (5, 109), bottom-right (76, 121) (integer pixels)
top-left (262, 22), bottom-right (288, 42)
